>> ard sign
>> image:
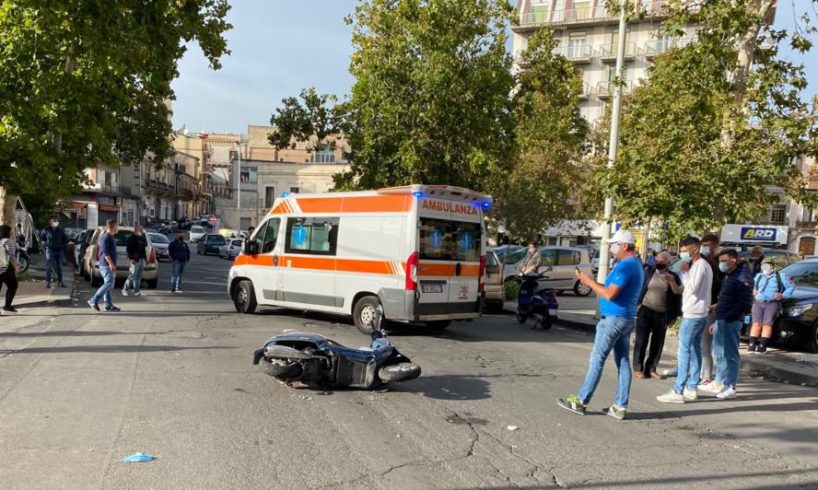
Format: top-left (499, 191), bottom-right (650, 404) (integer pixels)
top-left (720, 224), bottom-right (788, 245)
top-left (740, 227), bottom-right (777, 241)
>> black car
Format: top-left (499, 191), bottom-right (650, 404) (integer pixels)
top-left (757, 259), bottom-right (818, 353)
top-left (197, 234), bottom-right (226, 255)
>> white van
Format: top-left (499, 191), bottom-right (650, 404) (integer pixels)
top-left (227, 185), bottom-right (491, 332)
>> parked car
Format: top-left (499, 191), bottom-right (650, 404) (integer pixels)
top-left (493, 245), bottom-right (524, 264)
top-left (483, 248), bottom-right (505, 313)
top-left (503, 246), bottom-right (593, 296)
top-left (148, 232), bottom-right (171, 261)
top-left (757, 259), bottom-right (818, 352)
top-left (736, 248), bottom-right (800, 269)
top-left (82, 227), bottom-right (159, 288)
top-left (197, 234), bottom-right (226, 255)
top-left (218, 239), bottom-right (244, 260)
top-left (189, 225), bottom-right (206, 243)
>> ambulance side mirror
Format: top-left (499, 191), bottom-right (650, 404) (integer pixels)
top-left (245, 240), bottom-right (260, 255)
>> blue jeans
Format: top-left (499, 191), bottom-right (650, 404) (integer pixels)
top-left (45, 249), bottom-right (64, 285)
top-left (91, 265), bottom-right (115, 307)
top-left (578, 316), bottom-right (636, 408)
top-left (123, 259), bottom-right (145, 293)
top-left (714, 320), bottom-right (742, 388)
top-left (171, 261), bottom-right (186, 290)
top-left (674, 317), bottom-right (708, 393)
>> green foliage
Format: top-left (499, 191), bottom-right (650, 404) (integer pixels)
top-left (336, 0), bottom-right (516, 190)
top-left (268, 88), bottom-right (344, 153)
top-left (0, 0), bottom-right (231, 202)
top-left (504, 278), bottom-right (519, 301)
top-left (595, 0), bottom-right (818, 239)
top-left (495, 28), bottom-right (589, 239)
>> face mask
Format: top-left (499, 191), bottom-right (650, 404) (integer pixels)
top-left (51, 222), bottom-right (58, 228)
top-left (528, 248), bottom-right (535, 254)
top-left (761, 263), bottom-right (773, 275)
top-left (655, 263), bottom-right (667, 270)
top-left (679, 252), bottom-right (691, 262)
top-left (610, 243), bottom-right (621, 255)
top-left (701, 246), bottom-right (710, 256)
top-left (718, 262), bottom-right (729, 273)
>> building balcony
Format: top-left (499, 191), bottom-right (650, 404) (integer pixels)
top-left (578, 82), bottom-right (590, 100)
top-left (598, 43), bottom-right (638, 63)
top-left (515, 1), bottom-right (671, 32)
top-left (643, 37), bottom-right (692, 59)
top-left (554, 45), bottom-right (593, 64)
top-left (595, 80), bottom-right (632, 99)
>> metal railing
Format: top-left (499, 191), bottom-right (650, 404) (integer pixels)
top-left (554, 44), bottom-right (593, 61)
top-left (518, 0), bottom-right (670, 28)
top-left (643, 37), bottom-right (691, 57)
top-left (595, 80), bottom-right (633, 97)
top-left (597, 42), bottom-right (638, 60)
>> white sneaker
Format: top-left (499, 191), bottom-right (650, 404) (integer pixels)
top-left (683, 388), bottom-right (699, 401)
top-left (121, 290), bottom-right (129, 297)
top-left (133, 291), bottom-right (142, 296)
top-left (174, 289), bottom-right (183, 294)
top-left (657, 390), bottom-right (685, 404)
top-left (716, 386), bottom-right (737, 399)
top-left (699, 382), bottom-right (725, 394)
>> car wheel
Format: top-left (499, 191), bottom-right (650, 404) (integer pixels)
top-left (234, 280), bottom-right (257, 314)
top-left (574, 280), bottom-right (592, 297)
top-left (353, 295), bottom-right (380, 334)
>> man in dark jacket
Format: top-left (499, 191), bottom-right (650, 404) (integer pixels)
top-left (41, 217), bottom-right (68, 288)
top-left (703, 249), bottom-right (753, 400)
top-left (168, 230), bottom-right (191, 293)
top-left (123, 224), bottom-right (148, 296)
top-left (633, 251), bottom-right (683, 378)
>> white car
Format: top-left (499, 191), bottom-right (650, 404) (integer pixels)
top-left (189, 225), bottom-right (206, 243)
top-left (218, 239), bottom-right (244, 260)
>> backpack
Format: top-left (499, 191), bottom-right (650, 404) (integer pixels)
top-left (754, 271), bottom-right (784, 294)
top-left (0, 239), bottom-right (8, 269)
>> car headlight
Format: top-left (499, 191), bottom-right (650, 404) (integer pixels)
top-left (786, 304), bottom-right (813, 317)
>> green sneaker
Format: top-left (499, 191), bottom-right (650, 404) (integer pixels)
top-left (605, 404), bottom-right (627, 420)
top-left (557, 395), bottom-right (586, 415)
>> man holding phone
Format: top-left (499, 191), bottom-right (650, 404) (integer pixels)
top-left (557, 230), bottom-right (644, 420)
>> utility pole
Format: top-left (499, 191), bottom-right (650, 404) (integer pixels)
top-left (235, 142), bottom-right (242, 232)
top-left (596, 0), bottom-right (628, 284)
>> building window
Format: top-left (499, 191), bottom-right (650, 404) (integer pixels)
top-left (290, 186), bottom-right (300, 194)
top-left (770, 205), bottom-right (787, 224)
top-left (265, 187), bottom-right (276, 208)
top-left (311, 148), bottom-right (336, 164)
top-left (568, 34), bottom-right (586, 58)
top-left (240, 166), bottom-right (257, 183)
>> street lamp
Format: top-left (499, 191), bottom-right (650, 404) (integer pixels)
top-left (596, 0), bottom-right (628, 283)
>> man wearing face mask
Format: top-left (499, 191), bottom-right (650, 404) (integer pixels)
top-left (657, 236), bottom-right (712, 404)
top-left (168, 230), bottom-right (191, 293)
top-left (516, 242), bottom-right (542, 275)
top-left (633, 251), bottom-right (683, 379)
top-left (557, 230), bottom-right (644, 420)
top-left (40, 217), bottom-right (68, 288)
top-left (699, 233), bottom-right (724, 385)
top-left (748, 257), bottom-right (795, 353)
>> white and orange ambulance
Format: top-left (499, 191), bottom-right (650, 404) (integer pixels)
top-left (227, 185), bottom-right (492, 332)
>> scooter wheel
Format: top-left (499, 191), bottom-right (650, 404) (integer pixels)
top-left (378, 363), bottom-right (421, 383)
top-left (516, 313), bottom-right (527, 324)
top-left (542, 316), bottom-right (553, 330)
top-left (259, 358), bottom-right (302, 379)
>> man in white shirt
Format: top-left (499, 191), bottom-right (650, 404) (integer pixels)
top-left (657, 236), bottom-right (713, 403)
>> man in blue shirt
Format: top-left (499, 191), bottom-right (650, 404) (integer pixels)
top-left (88, 220), bottom-right (121, 312)
top-left (748, 256), bottom-right (795, 353)
top-left (557, 230), bottom-right (645, 420)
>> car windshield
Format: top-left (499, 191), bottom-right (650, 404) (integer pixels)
top-left (191, 226), bottom-right (204, 233)
top-left (113, 231), bottom-right (133, 247)
top-left (231, 240), bottom-right (243, 246)
top-left (781, 262), bottom-right (818, 287)
top-left (149, 234), bottom-right (169, 244)
top-left (505, 248), bottom-right (528, 265)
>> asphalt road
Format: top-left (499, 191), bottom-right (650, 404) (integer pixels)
top-left (1, 252), bottom-right (818, 489)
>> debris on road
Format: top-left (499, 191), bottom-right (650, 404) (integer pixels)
top-left (506, 425), bottom-right (519, 431)
top-left (122, 452), bottom-right (156, 463)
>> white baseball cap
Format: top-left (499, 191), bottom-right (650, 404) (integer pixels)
top-left (606, 229), bottom-right (636, 245)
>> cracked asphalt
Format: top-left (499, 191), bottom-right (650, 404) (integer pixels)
top-left (1, 254), bottom-right (817, 489)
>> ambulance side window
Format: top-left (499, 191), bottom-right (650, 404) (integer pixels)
top-left (261, 218), bottom-right (280, 253)
top-left (285, 217), bottom-right (340, 256)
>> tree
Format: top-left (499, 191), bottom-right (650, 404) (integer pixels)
top-left (268, 88), bottom-right (345, 155)
top-left (0, 1), bottom-right (232, 229)
top-left (336, 0), bottom-right (515, 190)
top-left (594, 0), bottom-right (818, 238)
top-left (495, 28), bottom-right (589, 239)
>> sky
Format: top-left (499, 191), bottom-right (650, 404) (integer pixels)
top-left (170, 1), bottom-right (818, 135)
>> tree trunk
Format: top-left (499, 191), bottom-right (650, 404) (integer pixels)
top-left (0, 186), bottom-right (17, 240)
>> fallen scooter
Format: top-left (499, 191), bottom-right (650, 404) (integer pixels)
top-left (252, 307), bottom-right (421, 389)
top-left (516, 270), bottom-right (559, 330)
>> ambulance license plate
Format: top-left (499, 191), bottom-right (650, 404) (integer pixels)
top-left (421, 284), bottom-right (444, 293)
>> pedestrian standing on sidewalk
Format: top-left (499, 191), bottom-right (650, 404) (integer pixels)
top-left (41, 217), bottom-right (67, 288)
top-left (700, 249), bottom-right (753, 399)
top-left (557, 230), bottom-right (644, 420)
top-left (0, 225), bottom-right (19, 315)
top-left (122, 224), bottom-right (147, 297)
top-left (168, 230), bottom-right (191, 293)
top-left (700, 233), bottom-right (724, 385)
top-left (633, 251), bottom-right (683, 379)
top-left (88, 220), bottom-right (121, 312)
top-left (748, 257), bottom-right (795, 354)
top-left (657, 236), bottom-right (713, 404)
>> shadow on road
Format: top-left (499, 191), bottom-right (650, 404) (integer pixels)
top-left (407, 374), bottom-right (492, 401)
top-left (2, 345), bottom-right (236, 354)
top-left (0, 330), bottom-right (165, 338)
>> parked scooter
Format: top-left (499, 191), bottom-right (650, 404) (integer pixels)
top-left (15, 235), bottom-right (31, 273)
top-left (252, 307), bottom-right (421, 389)
top-left (516, 271), bottom-right (559, 329)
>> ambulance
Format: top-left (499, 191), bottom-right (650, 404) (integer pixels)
top-left (227, 185), bottom-right (492, 333)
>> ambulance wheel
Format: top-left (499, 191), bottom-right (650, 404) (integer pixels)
top-left (353, 295), bottom-right (380, 334)
top-left (425, 320), bottom-right (451, 331)
top-left (234, 280), bottom-right (257, 314)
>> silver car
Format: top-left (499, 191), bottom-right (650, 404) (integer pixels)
top-left (503, 246), bottom-right (594, 296)
top-left (218, 239), bottom-right (244, 260)
top-left (82, 227), bottom-right (159, 289)
top-left (148, 232), bottom-right (171, 261)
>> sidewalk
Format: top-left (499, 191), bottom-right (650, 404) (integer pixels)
top-left (10, 256), bottom-right (75, 309)
top-left (504, 295), bottom-right (818, 388)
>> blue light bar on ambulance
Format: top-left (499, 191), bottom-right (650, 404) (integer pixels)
top-left (479, 200), bottom-right (493, 211)
top-left (412, 191), bottom-right (425, 199)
